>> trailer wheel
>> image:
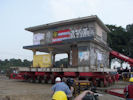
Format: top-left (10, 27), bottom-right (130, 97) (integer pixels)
top-left (35, 78), bottom-right (39, 83)
top-left (99, 80), bottom-right (104, 87)
top-left (28, 78), bottom-right (35, 83)
top-left (39, 76), bottom-right (46, 83)
top-left (41, 79), bottom-right (45, 84)
top-left (99, 81), bottom-right (104, 87)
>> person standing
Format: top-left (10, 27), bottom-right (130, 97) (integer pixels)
top-left (51, 77), bottom-right (72, 98)
top-left (124, 77), bottom-right (133, 100)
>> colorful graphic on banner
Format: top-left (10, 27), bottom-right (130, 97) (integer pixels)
top-left (52, 29), bottom-right (70, 43)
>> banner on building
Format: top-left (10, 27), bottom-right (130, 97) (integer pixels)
top-left (52, 29), bottom-right (70, 43)
top-left (33, 33), bottom-right (44, 45)
top-left (33, 54), bottom-right (52, 67)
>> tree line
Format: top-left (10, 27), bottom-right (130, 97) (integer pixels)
top-left (0, 59), bottom-right (32, 71)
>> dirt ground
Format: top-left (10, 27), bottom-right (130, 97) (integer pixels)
top-left (0, 75), bottom-right (52, 100)
top-left (0, 75), bottom-right (126, 100)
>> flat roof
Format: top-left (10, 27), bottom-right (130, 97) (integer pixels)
top-left (25, 15), bottom-right (110, 32)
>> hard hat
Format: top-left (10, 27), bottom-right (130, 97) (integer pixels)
top-left (52, 91), bottom-right (67, 100)
top-left (55, 77), bottom-right (61, 82)
top-left (129, 77), bottom-right (133, 82)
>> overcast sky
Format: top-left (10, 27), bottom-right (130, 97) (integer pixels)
top-left (0, 0), bottom-right (133, 61)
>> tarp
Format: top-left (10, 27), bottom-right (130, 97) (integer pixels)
top-left (33, 54), bottom-right (52, 67)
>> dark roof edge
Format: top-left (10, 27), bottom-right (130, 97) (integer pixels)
top-left (25, 15), bottom-right (110, 33)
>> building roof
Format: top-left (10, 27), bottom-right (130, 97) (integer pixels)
top-left (25, 15), bottom-right (110, 32)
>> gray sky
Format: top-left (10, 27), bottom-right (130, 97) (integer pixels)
top-left (0, 0), bottom-right (133, 61)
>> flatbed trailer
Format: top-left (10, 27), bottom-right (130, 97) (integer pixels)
top-left (10, 67), bottom-right (116, 87)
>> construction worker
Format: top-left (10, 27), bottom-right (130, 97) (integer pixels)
top-left (124, 77), bottom-right (133, 100)
top-left (51, 77), bottom-right (72, 98)
top-left (52, 91), bottom-right (67, 100)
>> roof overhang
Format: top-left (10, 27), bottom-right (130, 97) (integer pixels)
top-left (25, 15), bottom-right (110, 33)
top-left (23, 36), bottom-right (94, 53)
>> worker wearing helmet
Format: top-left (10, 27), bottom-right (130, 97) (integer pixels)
top-left (51, 77), bottom-right (72, 98)
top-left (52, 91), bottom-right (67, 100)
top-left (124, 77), bottom-right (133, 100)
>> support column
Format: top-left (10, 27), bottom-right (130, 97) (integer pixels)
top-left (53, 54), bottom-right (56, 67)
top-left (33, 50), bottom-right (36, 55)
top-left (67, 52), bottom-right (70, 67)
top-left (32, 50), bottom-right (36, 67)
top-left (48, 48), bottom-right (53, 67)
top-left (71, 45), bottom-right (78, 67)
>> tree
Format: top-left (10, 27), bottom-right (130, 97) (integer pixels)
top-left (23, 59), bottom-right (32, 67)
top-left (107, 24), bottom-right (133, 58)
top-left (0, 58), bottom-right (32, 71)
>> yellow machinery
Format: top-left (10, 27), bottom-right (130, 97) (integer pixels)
top-left (122, 72), bottom-right (133, 81)
top-left (73, 80), bottom-right (91, 96)
top-left (33, 54), bottom-right (52, 67)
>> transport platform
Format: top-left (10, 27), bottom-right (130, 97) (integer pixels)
top-left (107, 88), bottom-right (125, 98)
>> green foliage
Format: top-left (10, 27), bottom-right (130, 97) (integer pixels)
top-left (107, 24), bottom-right (133, 57)
top-left (0, 59), bottom-right (32, 70)
top-left (55, 58), bottom-right (68, 67)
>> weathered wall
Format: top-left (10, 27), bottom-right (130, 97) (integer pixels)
top-left (68, 41), bottom-right (110, 69)
top-left (32, 22), bottom-right (108, 46)
top-left (89, 42), bottom-right (109, 69)
top-left (95, 22), bottom-right (107, 45)
top-left (33, 22), bottom-right (96, 45)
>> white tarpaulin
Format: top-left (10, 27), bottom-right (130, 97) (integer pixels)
top-left (33, 33), bottom-right (44, 45)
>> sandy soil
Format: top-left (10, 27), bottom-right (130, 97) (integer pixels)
top-left (0, 75), bottom-right (126, 100)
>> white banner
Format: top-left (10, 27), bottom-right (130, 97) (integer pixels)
top-left (97, 52), bottom-right (102, 61)
top-left (33, 33), bottom-right (44, 45)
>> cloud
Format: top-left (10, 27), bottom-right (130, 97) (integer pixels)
top-left (48, 0), bottom-right (100, 21)
top-left (46, 0), bottom-right (133, 27)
